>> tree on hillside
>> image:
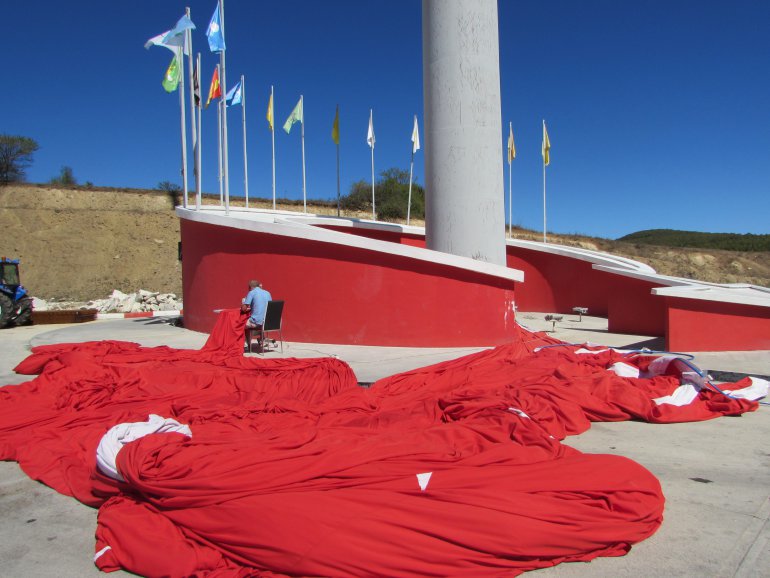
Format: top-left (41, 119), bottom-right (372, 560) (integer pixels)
top-left (340, 167), bottom-right (425, 222)
top-left (0, 135), bottom-right (40, 184)
top-left (157, 181), bottom-right (182, 193)
top-left (49, 166), bottom-right (77, 186)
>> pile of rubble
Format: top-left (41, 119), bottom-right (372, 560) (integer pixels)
top-left (33, 290), bottom-right (183, 314)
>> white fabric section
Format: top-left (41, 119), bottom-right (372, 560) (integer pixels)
top-left (416, 472), bottom-right (432, 492)
top-left (641, 355), bottom-right (677, 378)
top-left (680, 370), bottom-right (711, 389)
top-left (723, 377), bottom-right (769, 401)
top-left (96, 414), bottom-right (192, 481)
top-left (94, 545), bottom-right (112, 562)
top-left (508, 407), bottom-right (531, 419)
top-left (574, 348), bottom-right (610, 355)
top-left (608, 362), bottom-right (640, 378)
top-left (653, 383), bottom-right (700, 407)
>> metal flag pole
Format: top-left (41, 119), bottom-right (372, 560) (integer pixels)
top-left (407, 114), bottom-right (419, 226)
top-left (508, 121), bottom-right (512, 239)
top-left (219, 0), bottom-right (230, 215)
top-left (369, 109), bottom-right (375, 220)
top-left (301, 95), bottom-right (307, 214)
top-left (195, 52), bottom-right (202, 210)
top-left (217, 73), bottom-right (223, 205)
top-left (184, 7), bottom-right (197, 209)
top-left (177, 48), bottom-right (188, 209)
top-left (271, 86), bottom-right (276, 210)
top-left (241, 74), bottom-right (249, 208)
top-left (336, 105), bottom-right (341, 218)
top-left (543, 120), bottom-right (547, 244)
top-left (407, 147), bottom-right (414, 226)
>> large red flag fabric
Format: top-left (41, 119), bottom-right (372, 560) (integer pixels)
top-left (0, 310), bottom-right (765, 577)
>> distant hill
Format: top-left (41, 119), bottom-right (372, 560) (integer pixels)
top-left (618, 229), bottom-right (770, 252)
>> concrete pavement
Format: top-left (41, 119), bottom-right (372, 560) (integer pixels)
top-left (0, 316), bottom-right (768, 577)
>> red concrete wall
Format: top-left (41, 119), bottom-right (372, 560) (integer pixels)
top-left (602, 273), bottom-right (667, 336)
top-left (505, 247), bottom-right (610, 316)
top-left (317, 225), bottom-right (426, 248)
top-left (665, 297), bottom-right (770, 352)
top-left (276, 228), bottom-right (665, 337)
top-left (181, 220), bottom-right (518, 347)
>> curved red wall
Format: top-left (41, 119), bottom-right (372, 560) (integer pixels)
top-left (505, 248), bottom-right (610, 316)
top-left (665, 297), bottom-right (770, 352)
top-left (181, 220), bottom-right (518, 347)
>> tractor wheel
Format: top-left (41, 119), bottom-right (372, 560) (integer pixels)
top-left (14, 296), bottom-right (33, 326)
top-left (0, 293), bottom-right (12, 328)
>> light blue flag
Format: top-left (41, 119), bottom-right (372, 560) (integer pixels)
top-left (207, 3), bottom-right (226, 52)
top-left (225, 81), bottom-right (242, 107)
top-left (144, 30), bottom-right (178, 53)
top-left (161, 14), bottom-right (196, 53)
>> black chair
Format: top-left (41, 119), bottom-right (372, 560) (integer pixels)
top-left (245, 300), bottom-right (284, 353)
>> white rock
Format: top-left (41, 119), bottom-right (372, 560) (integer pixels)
top-left (31, 297), bottom-right (49, 311)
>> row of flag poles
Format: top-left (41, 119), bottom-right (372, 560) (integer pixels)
top-left (146, 4), bottom-right (551, 238)
top-left (507, 120), bottom-right (551, 243)
top-left (146, 2), bottom-right (424, 219)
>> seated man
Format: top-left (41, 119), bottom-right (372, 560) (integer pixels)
top-left (241, 279), bottom-right (272, 351)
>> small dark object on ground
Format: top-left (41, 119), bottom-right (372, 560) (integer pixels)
top-left (708, 369), bottom-right (770, 382)
top-left (32, 309), bottom-right (98, 325)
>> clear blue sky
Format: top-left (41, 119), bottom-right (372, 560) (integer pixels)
top-left (3, 1), bottom-right (769, 240)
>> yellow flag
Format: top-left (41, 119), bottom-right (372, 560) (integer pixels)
top-left (266, 92), bottom-right (274, 131)
top-left (507, 123), bottom-right (516, 164)
top-left (542, 121), bottom-right (550, 166)
top-left (332, 105), bottom-right (340, 145)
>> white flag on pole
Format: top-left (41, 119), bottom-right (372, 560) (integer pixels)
top-left (411, 115), bottom-right (420, 154)
top-left (367, 110), bottom-right (375, 148)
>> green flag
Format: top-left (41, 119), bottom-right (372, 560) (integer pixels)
top-left (162, 53), bottom-right (181, 93)
top-left (283, 97), bottom-right (303, 134)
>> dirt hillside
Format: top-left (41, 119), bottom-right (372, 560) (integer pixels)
top-left (1, 184), bottom-right (768, 301)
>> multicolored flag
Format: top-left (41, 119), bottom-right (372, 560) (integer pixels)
top-left (283, 97), bottom-right (303, 134)
top-left (162, 53), bottom-right (181, 93)
top-left (266, 93), bottom-right (274, 131)
top-left (508, 123), bottom-right (516, 163)
top-left (207, 3), bottom-right (226, 53)
top-left (332, 106), bottom-right (340, 145)
top-left (367, 110), bottom-right (375, 148)
top-left (205, 67), bottom-right (221, 108)
top-left (542, 121), bottom-right (550, 166)
top-left (411, 115), bottom-right (420, 154)
top-left (225, 80), bottom-right (242, 107)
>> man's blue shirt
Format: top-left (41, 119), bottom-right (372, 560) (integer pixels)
top-left (245, 287), bottom-right (272, 325)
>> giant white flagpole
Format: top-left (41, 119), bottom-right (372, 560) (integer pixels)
top-left (219, 0), bottom-right (230, 215)
top-left (368, 109), bottom-right (375, 220)
top-left (195, 52), bottom-right (202, 210)
top-left (184, 7), bottom-right (198, 209)
top-left (301, 94), bottom-right (307, 214)
top-left (241, 74), bottom-right (249, 208)
top-left (177, 48), bottom-right (188, 208)
top-left (270, 86), bottom-right (276, 210)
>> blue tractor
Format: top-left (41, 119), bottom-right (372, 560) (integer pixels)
top-left (0, 258), bottom-right (33, 327)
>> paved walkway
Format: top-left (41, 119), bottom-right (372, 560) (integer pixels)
top-left (0, 317), bottom-right (767, 577)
